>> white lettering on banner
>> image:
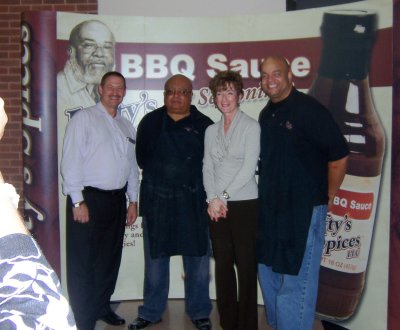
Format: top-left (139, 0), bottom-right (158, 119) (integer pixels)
top-left (21, 26), bottom-right (42, 134)
top-left (147, 54), bottom-right (168, 78)
top-left (21, 22), bottom-right (46, 230)
top-left (170, 54), bottom-right (195, 79)
top-left (207, 54), bottom-right (264, 78)
top-left (121, 54), bottom-right (195, 79)
top-left (207, 53), bottom-right (229, 75)
top-left (121, 54), bottom-right (143, 78)
top-left (121, 53), bottom-right (311, 81)
top-left (291, 56), bottom-right (311, 77)
top-left (207, 54), bottom-right (311, 79)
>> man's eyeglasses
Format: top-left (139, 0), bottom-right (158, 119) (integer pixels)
top-left (80, 41), bottom-right (115, 53)
top-left (164, 89), bottom-right (192, 97)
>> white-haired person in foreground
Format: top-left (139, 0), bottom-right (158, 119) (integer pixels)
top-left (0, 97), bottom-right (76, 329)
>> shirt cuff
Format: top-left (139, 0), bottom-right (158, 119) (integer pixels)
top-left (70, 191), bottom-right (84, 204)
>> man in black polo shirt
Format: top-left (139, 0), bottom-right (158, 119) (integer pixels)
top-left (257, 56), bottom-right (349, 329)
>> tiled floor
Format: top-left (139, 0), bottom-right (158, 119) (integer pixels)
top-left (94, 300), bottom-right (326, 330)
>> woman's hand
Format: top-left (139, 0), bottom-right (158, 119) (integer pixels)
top-left (207, 198), bottom-right (228, 222)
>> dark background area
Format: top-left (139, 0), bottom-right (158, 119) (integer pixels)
top-left (287, 0), bottom-right (363, 10)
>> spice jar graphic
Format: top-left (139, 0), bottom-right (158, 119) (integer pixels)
top-left (308, 10), bottom-right (385, 320)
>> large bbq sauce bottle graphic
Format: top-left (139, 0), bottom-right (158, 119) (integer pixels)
top-left (308, 10), bottom-right (385, 320)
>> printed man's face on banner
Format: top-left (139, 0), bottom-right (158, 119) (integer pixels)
top-left (72, 21), bottom-right (115, 84)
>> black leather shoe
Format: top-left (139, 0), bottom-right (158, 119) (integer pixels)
top-left (192, 318), bottom-right (212, 330)
top-left (100, 310), bottom-right (125, 326)
top-left (128, 317), bottom-right (161, 329)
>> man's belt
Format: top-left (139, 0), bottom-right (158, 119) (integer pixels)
top-left (84, 184), bottom-right (127, 195)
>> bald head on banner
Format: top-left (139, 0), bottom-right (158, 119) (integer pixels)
top-left (57, 20), bottom-right (116, 113)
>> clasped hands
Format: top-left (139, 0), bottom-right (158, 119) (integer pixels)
top-left (207, 197), bottom-right (228, 222)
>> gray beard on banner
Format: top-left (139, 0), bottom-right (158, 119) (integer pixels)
top-left (68, 54), bottom-right (113, 86)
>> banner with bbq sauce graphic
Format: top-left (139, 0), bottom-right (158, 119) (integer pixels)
top-left (21, 1), bottom-right (393, 328)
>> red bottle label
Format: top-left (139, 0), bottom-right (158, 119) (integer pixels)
top-left (331, 189), bottom-right (374, 220)
top-left (321, 174), bottom-right (380, 273)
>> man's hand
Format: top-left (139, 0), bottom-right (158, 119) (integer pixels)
top-left (72, 203), bottom-right (89, 223)
top-left (126, 202), bottom-right (138, 226)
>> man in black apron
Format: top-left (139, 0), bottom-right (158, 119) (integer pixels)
top-left (129, 74), bottom-right (213, 330)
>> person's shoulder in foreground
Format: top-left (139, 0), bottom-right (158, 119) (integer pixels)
top-left (0, 182), bottom-right (75, 328)
top-left (0, 233), bottom-right (77, 329)
top-left (0, 96), bottom-right (76, 328)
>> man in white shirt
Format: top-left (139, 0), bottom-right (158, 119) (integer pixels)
top-left (61, 71), bottom-right (139, 330)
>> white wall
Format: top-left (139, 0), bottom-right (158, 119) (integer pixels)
top-left (98, 0), bottom-right (285, 17)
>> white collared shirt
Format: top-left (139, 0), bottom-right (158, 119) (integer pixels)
top-left (61, 102), bottom-right (139, 203)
